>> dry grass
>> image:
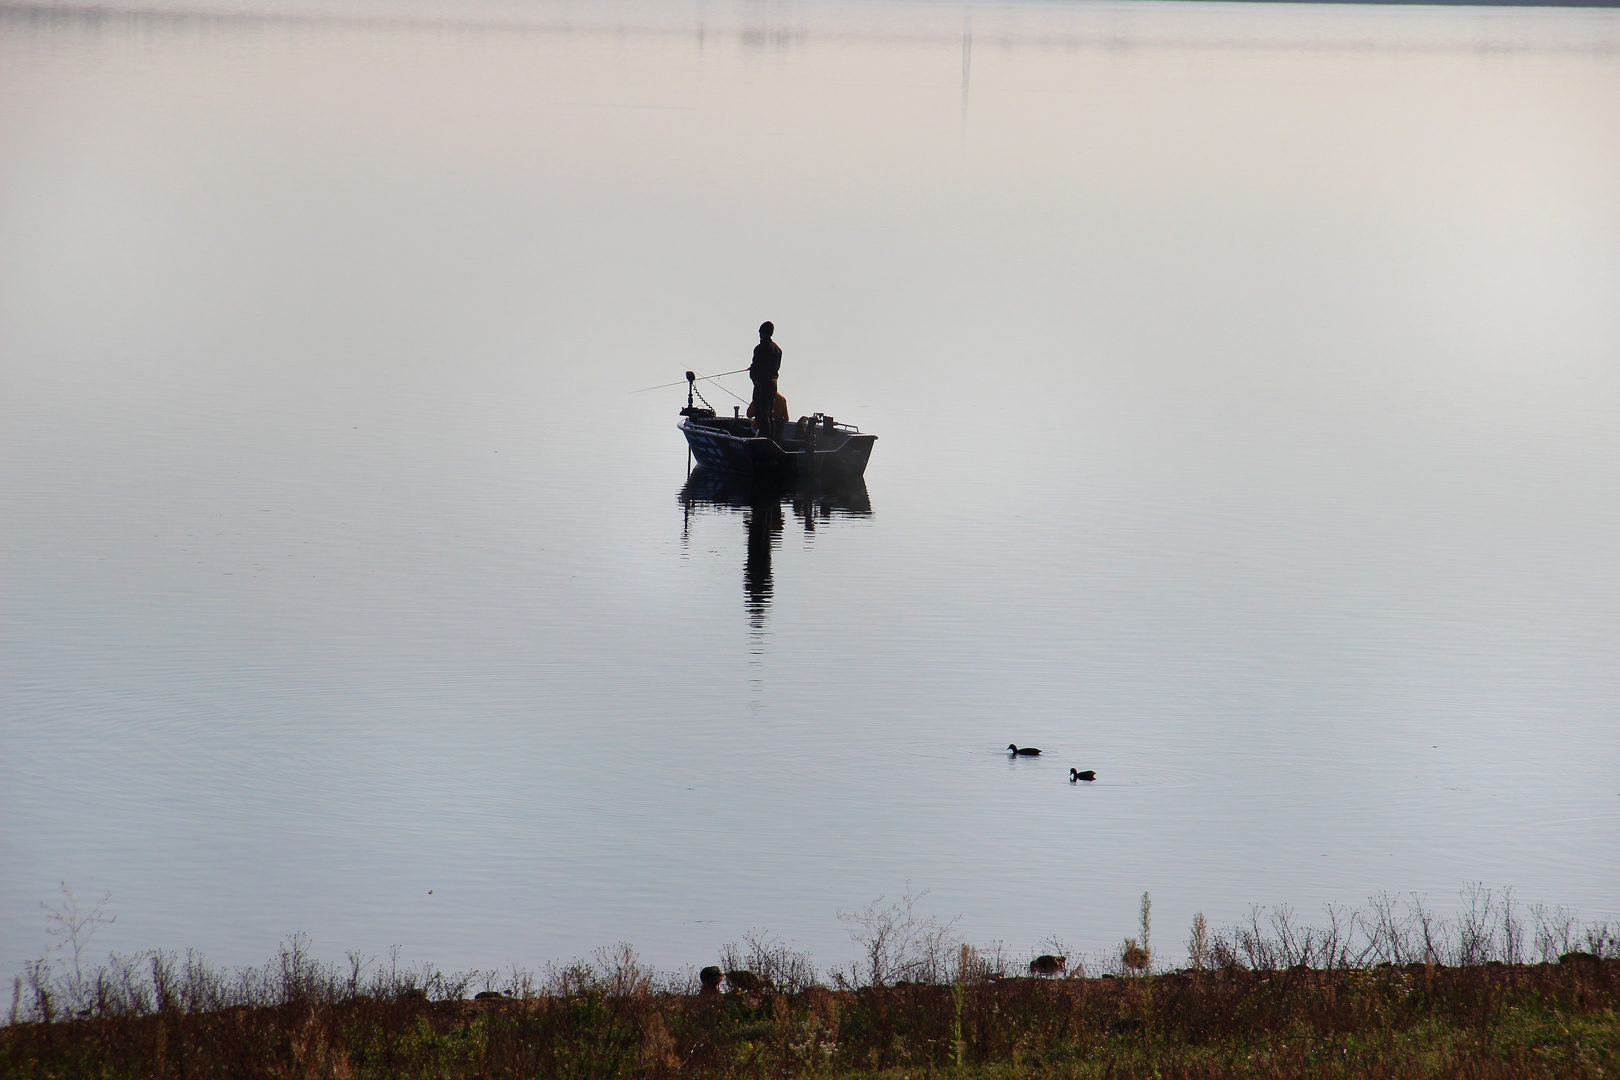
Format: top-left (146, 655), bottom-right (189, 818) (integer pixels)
top-left (6, 885), bottom-right (1618, 1078)
top-left (3, 958), bottom-right (1617, 1078)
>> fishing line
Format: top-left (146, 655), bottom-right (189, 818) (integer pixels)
top-left (630, 368), bottom-right (749, 394)
top-left (704, 379), bottom-right (749, 405)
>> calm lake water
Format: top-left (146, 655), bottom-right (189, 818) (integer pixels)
top-left (3, 0), bottom-right (1618, 985)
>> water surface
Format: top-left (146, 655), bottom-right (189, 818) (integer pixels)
top-left (2, 0), bottom-right (1618, 983)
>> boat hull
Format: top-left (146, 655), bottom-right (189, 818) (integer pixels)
top-left (679, 417), bottom-right (876, 479)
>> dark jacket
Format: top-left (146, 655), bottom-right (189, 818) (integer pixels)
top-left (750, 340), bottom-right (782, 384)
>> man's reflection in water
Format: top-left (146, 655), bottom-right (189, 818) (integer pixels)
top-left (678, 469), bottom-right (872, 645)
top-left (744, 490), bottom-right (784, 634)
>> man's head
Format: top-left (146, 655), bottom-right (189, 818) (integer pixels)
top-left (759, 321), bottom-right (774, 340)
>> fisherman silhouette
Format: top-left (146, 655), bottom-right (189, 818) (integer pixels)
top-left (749, 321), bottom-right (783, 442)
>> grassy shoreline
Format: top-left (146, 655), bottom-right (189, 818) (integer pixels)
top-left (5, 958), bottom-right (1617, 1078)
top-left (9, 886), bottom-right (1617, 1076)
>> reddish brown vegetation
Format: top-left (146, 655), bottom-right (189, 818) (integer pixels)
top-left (4, 959), bottom-right (1616, 1079)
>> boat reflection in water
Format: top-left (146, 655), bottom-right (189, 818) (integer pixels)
top-left (678, 467), bottom-right (873, 637)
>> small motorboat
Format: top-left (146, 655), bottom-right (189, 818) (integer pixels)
top-left (677, 373), bottom-right (876, 480)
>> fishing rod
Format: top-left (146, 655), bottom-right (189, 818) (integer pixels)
top-left (630, 368), bottom-right (749, 395)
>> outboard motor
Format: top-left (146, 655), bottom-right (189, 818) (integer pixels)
top-left (679, 370), bottom-right (716, 419)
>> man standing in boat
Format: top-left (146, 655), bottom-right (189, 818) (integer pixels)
top-left (750, 321), bottom-right (782, 442)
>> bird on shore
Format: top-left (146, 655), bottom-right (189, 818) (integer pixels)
top-left (1070, 769), bottom-right (1096, 782)
top-left (1029, 954), bottom-right (1066, 977)
top-left (1008, 744), bottom-right (1041, 756)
